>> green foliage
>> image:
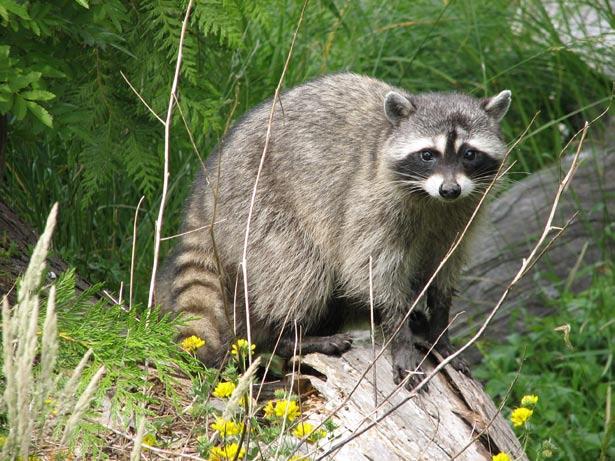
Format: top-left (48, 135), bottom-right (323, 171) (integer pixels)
top-left (50, 269), bottom-right (202, 414)
top-left (475, 264), bottom-right (615, 461)
top-left (0, 265), bottom-right (204, 454)
top-left (1, 0), bottom-right (612, 309)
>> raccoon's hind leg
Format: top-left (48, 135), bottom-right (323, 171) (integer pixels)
top-left (276, 333), bottom-right (353, 358)
top-left (246, 218), bottom-right (353, 360)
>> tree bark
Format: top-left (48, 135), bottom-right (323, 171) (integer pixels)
top-left (0, 200), bottom-right (90, 302)
top-left (298, 340), bottom-right (527, 460)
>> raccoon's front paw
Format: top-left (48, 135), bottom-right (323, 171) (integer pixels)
top-left (391, 346), bottom-right (427, 392)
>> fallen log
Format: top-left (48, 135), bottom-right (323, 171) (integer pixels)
top-left (297, 338), bottom-right (527, 460)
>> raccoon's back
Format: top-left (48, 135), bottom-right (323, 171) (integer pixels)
top-left (197, 73), bottom-right (397, 253)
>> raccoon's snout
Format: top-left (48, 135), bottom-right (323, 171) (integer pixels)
top-left (439, 182), bottom-right (461, 200)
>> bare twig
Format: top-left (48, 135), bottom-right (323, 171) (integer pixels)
top-left (293, 116), bottom-right (536, 459)
top-left (160, 220), bottom-right (226, 241)
top-left (130, 196), bottom-right (145, 310)
top-left (147, 0), bottom-right (194, 308)
top-left (316, 122), bottom-right (589, 459)
top-left (369, 255), bottom-right (378, 410)
top-left (240, 0), bottom-right (309, 363)
top-left (92, 419), bottom-right (206, 461)
top-left (120, 71), bottom-right (165, 125)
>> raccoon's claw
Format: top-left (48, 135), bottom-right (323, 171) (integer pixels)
top-left (311, 333), bottom-right (353, 356)
top-left (280, 333), bottom-right (353, 357)
top-left (391, 346), bottom-right (428, 392)
top-left (433, 341), bottom-right (472, 377)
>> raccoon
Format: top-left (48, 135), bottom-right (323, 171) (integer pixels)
top-left (156, 73), bottom-right (511, 389)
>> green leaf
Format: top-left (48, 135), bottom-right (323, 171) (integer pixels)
top-left (0, 93), bottom-right (13, 113)
top-left (13, 94), bottom-right (26, 119)
top-left (8, 71), bottom-right (41, 91)
top-left (26, 100), bottom-right (53, 127)
top-left (0, 5), bottom-right (9, 22)
top-left (74, 0), bottom-right (89, 9)
top-left (21, 90), bottom-right (56, 101)
top-left (0, 45), bottom-right (10, 60)
top-left (0, 0), bottom-right (30, 20)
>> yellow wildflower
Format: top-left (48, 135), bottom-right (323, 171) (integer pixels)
top-left (511, 407), bottom-right (533, 427)
top-left (521, 394), bottom-right (539, 407)
top-left (231, 339), bottom-right (256, 359)
top-left (181, 335), bottom-right (205, 353)
top-left (211, 417), bottom-right (243, 437)
top-left (293, 421), bottom-right (327, 443)
top-left (263, 400), bottom-right (276, 418)
top-left (263, 399), bottom-right (301, 421)
top-left (142, 433), bottom-right (157, 446)
top-left (276, 400), bottom-right (300, 421)
top-left (208, 442), bottom-right (245, 460)
top-left (289, 456), bottom-right (308, 461)
top-left (492, 453), bottom-right (511, 461)
top-left (213, 381), bottom-right (236, 398)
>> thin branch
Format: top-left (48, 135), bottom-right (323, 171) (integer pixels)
top-left (316, 121), bottom-right (589, 459)
top-left (130, 196), bottom-right (145, 310)
top-left (240, 0), bottom-right (309, 364)
top-left (147, 0), bottom-right (194, 308)
top-left (120, 71), bottom-right (165, 125)
top-left (160, 220), bottom-right (227, 241)
top-left (369, 255), bottom-right (377, 410)
top-left (296, 114), bottom-right (537, 457)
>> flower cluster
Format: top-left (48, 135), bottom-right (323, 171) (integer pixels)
top-left (511, 393), bottom-right (538, 428)
top-left (212, 381), bottom-right (236, 399)
top-left (211, 417), bottom-right (244, 437)
top-left (208, 442), bottom-right (245, 461)
top-left (292, 421), bottom-right (327, 443)
top-left (492, 453), bottom-right (510, 461)
top-left (263, 399), bottom-right (301, 422)
top-left (511, 407), bottom-right (533, 428)
top-left (180, 335), bottom-right (205, 353)
top-left (494, 394), bottom-right (540, 461)
top-left (231, 339), bottom-right (256, 359)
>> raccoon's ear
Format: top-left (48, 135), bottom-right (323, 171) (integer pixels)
top-left (481, 90), bottom-right (512, 122)
top-left (384, 91), bottom-right (415, 125)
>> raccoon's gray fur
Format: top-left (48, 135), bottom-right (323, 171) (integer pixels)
top-left (156, 73), bottom-right (511, 388)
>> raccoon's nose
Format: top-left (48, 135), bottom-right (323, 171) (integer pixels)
top-left (439, 182), bottom-right (461, 200)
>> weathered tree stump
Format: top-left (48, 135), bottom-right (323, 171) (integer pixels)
top-left (299, 338), bottom-right (527, 460)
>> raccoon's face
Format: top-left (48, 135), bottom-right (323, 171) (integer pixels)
top-left (382, 89), bottom-right (511, 202)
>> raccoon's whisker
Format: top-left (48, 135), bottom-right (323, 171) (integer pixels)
top-left (396, 172), bottom-right (429, 180)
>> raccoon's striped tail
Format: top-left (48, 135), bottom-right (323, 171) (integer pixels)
top-left (155, 241), bottom-right (233, 366)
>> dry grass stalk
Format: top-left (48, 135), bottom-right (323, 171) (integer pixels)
top-left (1, 203), bottom-right (58, 459)
top-left (130, 415), bottom-right (146, 461)
top-left (1, 204), bottom-right (107, 458)
top-left (240, 0), bottom-right (310, 368)
top-left (222, 356), bottom-right (261, 421)
top-left (147, 0), bottom-right (195, 308)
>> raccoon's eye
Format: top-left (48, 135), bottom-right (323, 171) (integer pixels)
top-left (463, 149), bottom-right (478, 161)
top-left (419, 150), bottom-right (435, 162)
